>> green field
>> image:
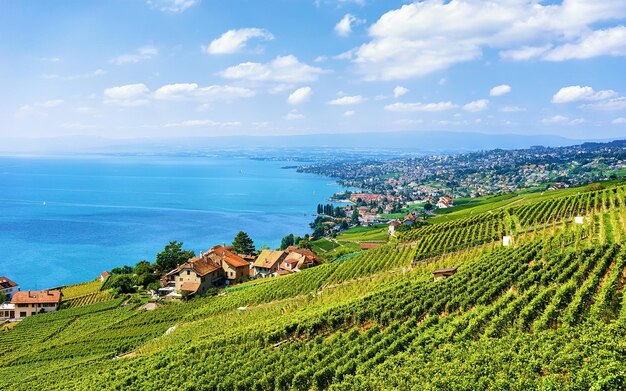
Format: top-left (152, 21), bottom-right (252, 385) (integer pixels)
top-left (2, 181), bottom-right (626, 390)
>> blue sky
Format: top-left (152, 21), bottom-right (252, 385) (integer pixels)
top-left (1, 0), bottom-right (626, 140)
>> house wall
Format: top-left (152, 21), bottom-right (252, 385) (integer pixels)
top-left (173, 268), bottom-right (215, 294)
top-left (14, 302), bottom-right (59, 319)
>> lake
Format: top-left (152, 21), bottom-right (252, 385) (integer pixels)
top-left (0, 155), bottom-right (344, 289)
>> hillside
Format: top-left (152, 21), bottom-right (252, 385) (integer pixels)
top-left (1, 181), bottom-right (626, 390)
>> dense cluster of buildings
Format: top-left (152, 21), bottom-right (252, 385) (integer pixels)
top-left (300, 141), bottom-right (626, 202)
top-left (160, 245), bottom-right (321, 298)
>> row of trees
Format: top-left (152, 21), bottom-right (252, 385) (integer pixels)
top-left (316, 204), bottom-right (346, 217)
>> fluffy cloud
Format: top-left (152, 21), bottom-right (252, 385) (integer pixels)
top-left (541, 115), bottom-right (586, 125)
top-left (384, 101), bottom-right (457, 112)
top-left (552, 85), bottom-right (618, 103)
top-left (147, 0), bottom-right (198, 13)
top-left (500, 106), bottom-right (526, 112)
top-left (204, 28), bottom-right (274, 55)
top-left (352, 1), bottom-right (626, 80)
top-left (344, 110), bottom-right (355, 116)
top-left (581, 97), bottom-right (626, 111)
top-left (153, 83), bottom-right (255, 101)
top-left (110, 45), bottom-right (158, 65)
top-left (163, 119), bottom-right (241, 128)
top-left (393, 86), bottom-right (408, 98)
top-left (328, 95), bottom-right (365, 105)
top-left (104, 83), bottom-right (150, 106)
top-left (104, 83), bottom-right (254, 106)
top-left (544, 26), bottom-right (626, 61)
top-left (284, 110), bottom-right (305, 120)
top-left (613, 117), bottom-right (626, 124)
top-left (287, 87), bottom-right (312, 105)
top-left (220, 55), bottom-right (325, 83)
top-left (463, 99), bottom-right (489, 112)
top-left (334, 14), bottom-right (365, 37)
top-left (490, 84), bottom-right (511, 97)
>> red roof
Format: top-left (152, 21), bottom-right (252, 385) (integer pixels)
top-left (12, 290), bottom-right (62, 304)
top-left (211, 246), bottom-right (249, 268)
top-left (360, 243), bottom-right (380, 250)
top-left (168, 257), bottom-right (220, 278)
top-left (180, 282), bottom-right (200, 292)
top-left (0, 277), bottom-right (18, 289)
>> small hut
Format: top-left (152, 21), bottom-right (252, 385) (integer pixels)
top-left (433, 267), bottom-right (458, 281)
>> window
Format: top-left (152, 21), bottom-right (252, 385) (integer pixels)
top-left (187, 270), bottom-right (190, 275)
top-left (20, 312), bottom-right (26, 318)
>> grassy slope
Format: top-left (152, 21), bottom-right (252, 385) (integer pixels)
top-left (1, 182), bottom-right (626, 390)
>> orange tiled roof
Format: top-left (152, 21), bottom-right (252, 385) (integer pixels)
top-left (211, 246), bottom-right (250, 268)
top-left (11, 290), bottom-right (61, 304)
top-left (0, 276), bottom-right (18, 289)
top-left (253, 250), bottom-right (286, 268)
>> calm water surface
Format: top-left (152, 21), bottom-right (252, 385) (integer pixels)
top-left (0, 156), bottom-right (344, 289)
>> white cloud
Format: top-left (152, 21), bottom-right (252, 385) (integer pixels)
top-left (284, 110), bottom-right (305, 120)
top-left (152, 83), bottom-right (255, 101)
top-left (542, 115), bottom-right (570, 124)
top-left (328, 95), bottom-right (365, 105)
top-left (334, 14), bottom-right (365, 37)
top-left (110, 45), bottom-right (158, 65)
top-left (490, 84), bottom-right (511, 97)
top-left (344, 110), bottom-right (355, 116)
top-left (385, 101), bottom-right (457, 112)
top-left (147, 0), bottom-right (198, 13)
top-left (163, 119), bottom-right (241, 128)
top-left (500, 45), bottom-right (552, 61)
top-left (204, 28), bottom-right (274, 55)
top-left (612, 117), bottom-right (626, 124)
top-left (541, 115), bottom-right (586, 125)
top-left (287, 86), bottom-right (312, 105)
top-left (352, 1), bottom-right (626, 80)
top-left (394, 118), bottom-right (422, 126)
top-left (463, 99), bottom-right (489, 112)
top-left (581, 97), bottom-right (626, 111)
top-left (314, 56), bottom-right (328, 63)
top-left (544, 26), bottom-right (626, 61)
top-left (16, 99), bottom-right (64, 117)
top-left (60, 122), bottom-right (98, 130)
top-left (500, 106), bottom-right (526, 112)
top-left (333, 49), bottom-right (356, 61)
top-left (104, 83), bottom-right (150, 106)
top-left (552, 85), bottom-right (618, 103)
top-left (220, 55), bottom-right (325, 83)
top-left (393, 86), bottom-right (408, 98)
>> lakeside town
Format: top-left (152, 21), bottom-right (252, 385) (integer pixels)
top-left (2, 140), bottom-right (626, 323)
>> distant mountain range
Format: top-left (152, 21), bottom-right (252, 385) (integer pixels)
top-left (0, 131), bottom-right (598, 156)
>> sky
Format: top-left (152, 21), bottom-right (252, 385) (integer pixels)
top-left (1, 0), bottom-right (626, 141)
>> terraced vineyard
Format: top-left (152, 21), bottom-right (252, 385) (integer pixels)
top-left (1, 182), bottom-right (626, 390)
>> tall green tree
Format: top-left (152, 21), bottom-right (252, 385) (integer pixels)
top-left (232, 231), bottom-right (256, 255)
top-left (155, 241), bottom-right (195, 272)
top-left (351, 208), bottom-right (360, 225)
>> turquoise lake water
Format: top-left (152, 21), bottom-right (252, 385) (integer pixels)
top-left (0, 156), bottom-right (344, 289)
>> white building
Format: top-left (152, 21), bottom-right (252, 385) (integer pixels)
top-left (0, 277), bottom-right (19, 300)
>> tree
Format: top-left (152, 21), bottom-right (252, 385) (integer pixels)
top-left (109, 275), bottom-right (135, 294)
top-left (111, 265), bottom-right (133, 275)
top-left (280, 233), bottom-right (295, 250)
top-left (155, 241), bottom-right (195, 272)
top-left (232, 231), bottom-right (256, 255)
top-left (351, 208), bottom-right (360, 225)
top-left (134, 260), bottom-right (153, 275)
top-left (0, 290), bottom-right (8, 303)
top-left (423, 202), bottom-right (433, 211)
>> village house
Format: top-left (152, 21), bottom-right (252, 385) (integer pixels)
top-left (285, 246), bottom-right (321, 268)
top-left (162, 257), bottom-right (223, 296)
top-left (8, 290), bottom-right (62, 319)
top-left (204, 245), bottom-right (250, 283)
top-left (436, 196), bottom-right (454, 209)
top-left (99, 271), bottom-right (111, 282)
top-left (0, 276), bottom-right (19, 300)
top-left (388, 220), bottom-right (401, 236)
top-left (253, 250), bottom-right (288, 277)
